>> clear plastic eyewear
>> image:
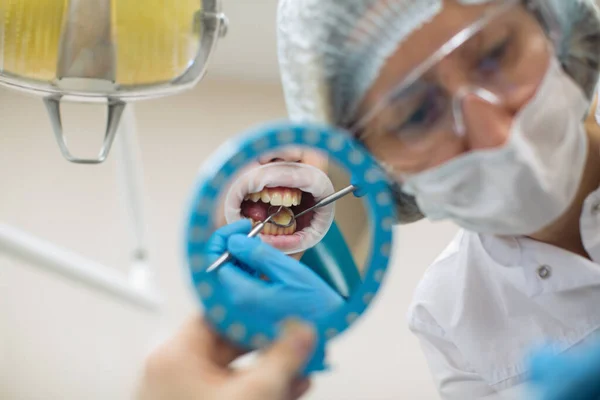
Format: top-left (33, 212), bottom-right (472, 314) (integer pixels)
top-left (350, 0), bottom-right (563, 146)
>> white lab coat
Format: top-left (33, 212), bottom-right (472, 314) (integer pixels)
top-left (407, 186), bottom-right (600, 399)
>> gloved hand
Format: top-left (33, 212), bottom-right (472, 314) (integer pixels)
top-left (529, 344), bottom-right (600, 400)
top-left (206, 220), bottom-right (344, 373)
top-left (351, 165), bottom-right (388, 198)
top-left (350, 175), bottom-right (368, 198)
top-left (215, 228), bottom-right (345, 323)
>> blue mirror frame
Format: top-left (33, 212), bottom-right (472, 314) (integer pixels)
top-left (184, 121), bottom-right (397, 352)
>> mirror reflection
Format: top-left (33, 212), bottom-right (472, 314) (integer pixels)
top-left (209, 144), bottom-right (371, 325)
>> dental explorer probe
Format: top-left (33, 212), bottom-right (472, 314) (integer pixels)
top-left (294, 184), bottom-right (356, 221)
top-left (268, 184), bottom-right (357, 228)
top-left (205, 205), bottom-right (284, 273)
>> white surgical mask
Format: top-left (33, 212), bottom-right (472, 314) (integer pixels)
top-left (401, 58), bottom-right (589, 235)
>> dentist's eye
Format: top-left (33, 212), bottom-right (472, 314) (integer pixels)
top-left (477, 38), bottom-right (510, 75)
top-left (406, 105), bottom-right (429, 126)
top-left (390, 88), bottom-right (446, 140)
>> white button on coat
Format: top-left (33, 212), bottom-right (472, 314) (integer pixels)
top-left (537, 265), bottom-right (551, 279)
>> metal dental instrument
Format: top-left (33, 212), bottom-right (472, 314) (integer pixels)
top-left (268, 184), bottom-right (358, 228)
top-left (206, 185), bottom-right (358, 272)
top-left (205, 205), bottom-right (284, 273)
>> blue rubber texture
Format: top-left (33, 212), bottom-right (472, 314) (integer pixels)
top-left (184, 121), bottom-right (397, 375)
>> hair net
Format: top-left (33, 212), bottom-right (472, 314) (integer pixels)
top-left (277, 0), bottom-right (600, 224)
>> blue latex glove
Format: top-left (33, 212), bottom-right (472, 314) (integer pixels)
top-left (529, 344), bottom-right (600, 400)
top-left (206, 220), bottom-right (343, 373)
top-left (351, 175), bottom-right (368, 198)
top-left (351, 158), bottom-right (391, 198)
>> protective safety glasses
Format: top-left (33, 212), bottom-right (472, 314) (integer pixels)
top-left (0, 0), bottom-right (228, 163)
top-left (351, 0), bottom-right (563, 158)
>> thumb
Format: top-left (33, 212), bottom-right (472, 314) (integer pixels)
top-left (245, 320), bottom-right (316, 393)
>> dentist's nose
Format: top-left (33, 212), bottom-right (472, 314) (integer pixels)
top-left (460, 92), bottom-right (512, 150)
top-left (258, 147), bottom-right (304, 164)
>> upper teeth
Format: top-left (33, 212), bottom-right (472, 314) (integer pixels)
top-left (245, 188), bottom-right (302, 207)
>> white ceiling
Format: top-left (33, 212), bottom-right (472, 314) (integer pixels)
top-left (207, 0), bottom-right (282, 83)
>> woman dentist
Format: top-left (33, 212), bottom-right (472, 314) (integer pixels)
top-left (277, 0), bottom-right (600, 398)
top-left (139, 0), bottom-right (600, 399)
top-left (275, 0), bottom-right (600, 398)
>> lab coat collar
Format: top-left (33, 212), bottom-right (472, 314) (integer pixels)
top-left (476, 185), bottom-right (600, 297)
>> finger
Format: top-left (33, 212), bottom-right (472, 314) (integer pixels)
top-left (218, 265), bottom-right (271, 307)
top-left (206, 220), bottom-right (252, 256)
top-left (303, 343), bottom-right (328, 374)
top-left (228, 235), bottom-right (312, 282)
top-left (248, 320), bottom-right (316, 384)
top-left (350, 177), bottom-right (368, 198)
top-left (290, 378), bottom-right (311, 400)
top-left (216, 219), bottom-right (253, 237)
top-left (173, 316), bottom-right (247, 367)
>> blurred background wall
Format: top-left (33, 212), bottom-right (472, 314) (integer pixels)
top-left (0, 1), bottom-right (459, 399)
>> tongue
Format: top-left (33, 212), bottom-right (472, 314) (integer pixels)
top-left (241, 201), bottom-right (269, 221)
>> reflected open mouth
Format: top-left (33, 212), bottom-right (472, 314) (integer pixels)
top-left (224, 162), bottom-right (335, 255)
top-left (240, 187), bottom-right (316, 235)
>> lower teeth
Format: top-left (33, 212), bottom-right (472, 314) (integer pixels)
top-left (249, 218), bottom-right (297, 235)
top-left (271, 207), bottom-right (295, 226)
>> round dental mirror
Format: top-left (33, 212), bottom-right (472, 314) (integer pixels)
top-left (185, 122), bottom-right (396, 370)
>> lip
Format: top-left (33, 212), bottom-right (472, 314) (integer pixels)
top-left (224, 162), bottom-right (336, 255)
top-left (226, 162), bottom-right (334, 202)
top-left (261, 233), bottom-right (303, 251)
